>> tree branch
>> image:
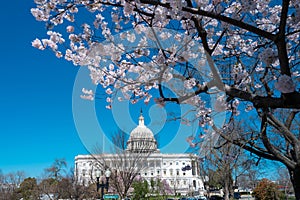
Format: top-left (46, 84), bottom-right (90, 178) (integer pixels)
top-left (211, 125), bottom-right (278, 161)
top-left (139, 0), bottom-right (276, 41)
top-left (224, 85), bottom-right (300, 109)
top-left (285, 111), bottom-right (299, 130)
top-left (261, 112), bottom-right (296, 169)
top-left (275, 0), bottom-right (291, 76)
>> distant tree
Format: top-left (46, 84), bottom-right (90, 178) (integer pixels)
top-left (161, 179), bottom-right (173, 197)
top-left (132, 179), bottom-right (149, 200)
top-left (149, 178), bottom-right (171, 199)
top-left (55, 178), bottom-right (72, 199)
top-left (38, 177), bottom-right (57, 199)
top-left (67, 167), bottom-right (98, 199)
top-left (16, 177), bottom-right (39, 200)
top-left (0, 170), bottom-right (25, 200)
top-left (199, 127), bottom-right (258, 200)
top-left (206, 169), bottom-right (223, 190)
top-left (45, 158), bottom-right (67, 180)
top-left (51, 175), bottom-right (97, 199)
top-left (276, 166), bottom-right (294, 200)
top-left (91, 130), bottom-right (153, 199)
top-left (252, 178), bottom-right (282, 200)
top-left (8, 171), bottom-right (25, 187)
top-left (236, 168), bottom-right (260, 191)
top-left (38, 163), bottom-right (96, 200)
top-left (39, 158), bottom-right (69, 200)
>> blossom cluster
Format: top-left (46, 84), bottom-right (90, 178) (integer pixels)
top-left (231, 63), bottom-right (251, 90)
top-left (80, 88), bottom-right (94, 101)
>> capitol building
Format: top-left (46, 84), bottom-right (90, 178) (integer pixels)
top-left (75, 112), bottom-right (205, 196)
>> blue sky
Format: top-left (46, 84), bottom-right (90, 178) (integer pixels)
top-left (0, 1), bottom-right (199, 177)
top-left (0, 1), bottom-right (88, 176)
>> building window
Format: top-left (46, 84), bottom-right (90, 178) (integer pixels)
top-left (170, 169), bottom-right (173, 176)
top-left (163, 162), bottom-right (166, 165)
top-left (157, 170), bottom-right (160, 174)
top-left (149, 161), bottom-right (155, 167)
top-left (170, 162), bottom-right (173, 165)
top-left (145, 173), bottom-right (147, 176)
top-left (163, 170), bottom-right (166, 175)
top-left (183, 180), bottom-right (187, 185)
top-left (176, 170), bottom-right (180, 176)
top-left (176, 162), bottom-right (179, 165)
top-left (192, 161), bottom-right (196, 175)
top-left (151, 172), bottom-right (153, 176)
top-left (182, 162), bottom-right (185, 165)
top-left (183, 172), bottom-right (186, 176)
top-left (156, 161), bottom-right (161, 167)
top-left (144, 162), bottom-right (148, 167)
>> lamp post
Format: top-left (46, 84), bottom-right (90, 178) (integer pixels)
top-left (96, 168), bottom-right (111, 200)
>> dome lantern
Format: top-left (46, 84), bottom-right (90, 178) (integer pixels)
top-left (139, 109), bottom-right (145, 126)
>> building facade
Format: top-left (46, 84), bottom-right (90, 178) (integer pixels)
top-left (75, 112), bottom-right (205, 196)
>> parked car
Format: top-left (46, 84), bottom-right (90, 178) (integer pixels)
top-left (180, 197), bottom-right (198, 200)
top-left (233, 192), bottom-right (241, 199)
top-left (209, 195), bottom-right (224, 200)
top-left (180, 197), bottom-right (196, 200)
top-left (195, 196), bottom-right (207, 200)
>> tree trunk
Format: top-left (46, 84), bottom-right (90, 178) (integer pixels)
top-left (289, 165), bottom-right (300, 200)
top-left (223, 176), bottom-right (230, 200)
top-left (223, 184), bottom-right (230, 200)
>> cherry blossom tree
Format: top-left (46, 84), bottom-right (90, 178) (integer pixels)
top-left (31, 0), bottom-right (300, 198)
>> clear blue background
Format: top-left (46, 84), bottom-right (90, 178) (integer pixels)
top-left (0, 0), bottom-right (89, 176)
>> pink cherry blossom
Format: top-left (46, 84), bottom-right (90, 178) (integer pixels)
top-left (66, 26), bottom-right (74, 33)
top-left (32, 38), bottom-right (45, 50)
top-left (80, 94), bottom-right (94, 101)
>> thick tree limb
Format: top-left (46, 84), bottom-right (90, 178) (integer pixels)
top-left (160, 82), bottom-right (300, 109)
top-left (276, 0), bottom-right (291, 76)
top-left (224, 86), bottom-right (300, 109)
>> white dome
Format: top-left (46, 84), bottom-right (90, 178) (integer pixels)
top-left (126, 112), bottom-right (158, 153)
top-left (130, 119), bottom-right (155, 139)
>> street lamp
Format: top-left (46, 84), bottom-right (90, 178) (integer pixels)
top-left (96, 168), bottom-right (111, 200)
